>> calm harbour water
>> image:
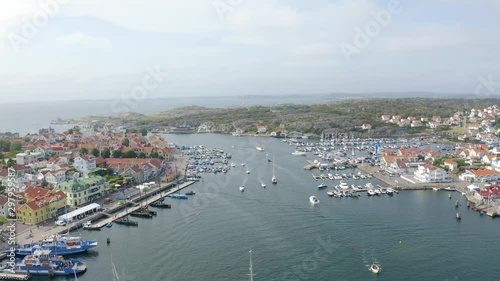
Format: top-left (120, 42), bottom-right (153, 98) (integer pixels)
top-left (28, 134), bottom-right (500, 281)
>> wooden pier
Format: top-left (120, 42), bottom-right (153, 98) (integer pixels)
top-left (304, 160), bottom-right (357, 170)
top-left (89, 181), bottom-right (195, 228)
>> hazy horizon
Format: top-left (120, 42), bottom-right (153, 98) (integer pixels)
top-left (1, 1), bottom-right (499, 103)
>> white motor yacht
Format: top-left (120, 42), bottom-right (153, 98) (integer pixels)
top-left (317, 183), bottom-right (327, 189)
top-left (292, 151), bottom-right (307, 156)
top-left (367, 189), bottom-right (376, 196)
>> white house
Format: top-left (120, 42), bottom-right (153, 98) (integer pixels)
top-left (44, 169), bottom-right (67, 185)
top-left (0, 197), bottom-right (12, 219)
top-left (459, 169), bottom-right (500, 183)
top-left (361, 124), bottom-right (372, 130)
top-left (414, 164), bottom-right (452, 183)
top-left (73, 155), bottom-right (97, 172)
top-left (257, 125), bottom-right (267, 134)
top-left (16, 151), bottom-right (36, 165)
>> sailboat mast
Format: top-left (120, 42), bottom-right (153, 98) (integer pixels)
top-left (248, 249), bottom-right (254, 281)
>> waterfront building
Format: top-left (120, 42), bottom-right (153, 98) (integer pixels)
top-left (55, 176), bottom-right (109, 207)
top-left (414, 164), bottom-right (452, 183)
top-left (459, 169), bottom-right (500, 183)
top-left (0, 197), bottom-right (12, 219)
top-left (16, 187), bottom-right (67, 225)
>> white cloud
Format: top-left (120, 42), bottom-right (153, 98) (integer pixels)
top-left (58, 32), bottom-right (111, 50)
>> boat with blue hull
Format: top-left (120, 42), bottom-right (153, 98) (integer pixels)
top-left (168, 194), bottom-right (188, 200)
top-left (1, 249), bottom-right (87, 276)
top-left (6, 235), bottom-right (97, 256)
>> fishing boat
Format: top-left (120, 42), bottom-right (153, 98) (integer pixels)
top-left (309, 196), bottom-right (320, 205)
top-left (370, 264), bottom-right (381, 274)
top-left (114, 216), bottom-right (139, 226)
top-left (150, 201), bottom-right (172, 208)
top-left (6, 235), bottom-right (98, 256)
top-left (185, 191), bottom-right (196, 195)
top-left (271, 155), bottom-right (277, 184)
top-left (239, 186), bottom-right (245, 192)
top-left (130, 210), bottom-right (153, 218)
top-left (168, 194), bottom-right (188, 199)
top-left (1, 249), bottom-right (87, 276)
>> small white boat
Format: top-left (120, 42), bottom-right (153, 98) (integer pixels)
top-left (241, 163), bottom-right (246, 166)
top-left (367, 189), bottom-right (376, 196)
top-left (246, 170), bottom-right (250, 174)
top-left (374, 189), bottom-right (382, 196)
top-left (309, 196), bottom-right (320, 205)
top-left (444, 186), bottom-right (456, 191)
top-left (327, 190), bottom-right (335, 197)
top-left (386, 188), bottom-right (394, 195)
top-left (231, 163), bottom-right (236, 167)
top-left (339, 182), bottom-right (349, 190)
top-left (292, 151), bottom-right (307, 156)
top-left (370, 264), bottom-right (381, 274)
top-left (432, 187), bottom-right (440, 191)
top-left (261, 181), bottom-right (266, 188)
top-left (317, 183), bottom-right (327, 189)
top-left (239, 186), bottom-right (245, 192)
top-left (256, 146), bottom-right (264, 151)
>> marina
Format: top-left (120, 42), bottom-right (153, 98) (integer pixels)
top-left (2, 134), bottom-right (500, 280)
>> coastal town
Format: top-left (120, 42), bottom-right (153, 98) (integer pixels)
top-left (0, 100), bottom-right (498, 278)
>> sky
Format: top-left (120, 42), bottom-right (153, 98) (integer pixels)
top-left (0, 0), bottom-right (499, 103)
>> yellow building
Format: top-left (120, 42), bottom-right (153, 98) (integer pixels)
top-left (16, 187), bottom-right (67, 225)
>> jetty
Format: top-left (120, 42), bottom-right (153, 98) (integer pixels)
top-left (88, 180), bottom-right (195, 228)
top-left (303, 160), bottom-right (357, 170)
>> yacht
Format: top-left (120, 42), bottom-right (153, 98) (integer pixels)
top-left (309, 196), bottom-right (320, 205)
top-left (365, 183), bottom-right (374, 189)
top-left (292, 151), bottom-right (307, 156)
top-left (256, 146), bottom-right (264, 151)
top-left (327, 190), bottom-right (335, 197)
top-left (7, 234), bottom-right (98, 256)
top-left (339, 181), bottom-right (349, 190)
top-left (367, 189), bottom-right (376, 196)
top-left (374, 189), bottom-right (382, 196)
top-left (386, 187), bottom-right (394, 195)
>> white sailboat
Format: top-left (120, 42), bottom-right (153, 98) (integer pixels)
top-left (271, 155), bottom-right (277, 184)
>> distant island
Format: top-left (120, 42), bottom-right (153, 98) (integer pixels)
top-left (66, 98), bottom-right (499, 139)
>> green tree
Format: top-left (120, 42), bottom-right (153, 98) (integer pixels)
top-left (9, 141), bottom-right (22, 152)
top-left (139, 128), bottom-right (148, 136)
top-left (67, 128), bottom-right (74, 134)
top-left (0, 139), bottom-right (10, 152)
top-left (112, 150), bottom-right (123, 158)
top-left (101, 148), bottom-right (111, 159)
top-left (122, 138), bottom-right (130, 147)
top-left (79, 147), bottom-right (89, 155)
top-left (6, 159), bottom-right (14, 168)
top-left (91, 148), bottom-right (100, 157)
top-left (138, 152), bottom-right (146, 158)
top-left (123, 150), bottom-right (137, 158)
top-left (151, 151), bottom-right (159, 158)
top-left (24, 136), bottom-right (31, 143)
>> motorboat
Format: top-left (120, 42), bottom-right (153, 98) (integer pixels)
top-left (168, 194), bottom-right (188, 199)
top-left (326, 190), bottom-right (335, 197)
top-left (444, 186), bottom-right (456, 191)
top-left (386, 188), bottom-right (394, 195)
top-left (432, 187), bottom-right (440, 191)
top-left (106, 222), bottom-right (113, 228)
top-left (292, 151), bottom-right (307, 156)
top-left (246, 170), bottom-right (250, 174)
top-left (239, 186), bottom-right (245, 192)
top-left (367, 189), bottom-right (376, 196)
top-left (317, 183), bottom-right (327, 189)
top-left (256, 147), bottom-right (264, 151)
top-left (374, 189), bottom-right (382, 196)
top-left (185, 191), bottom-right (196, 195)
top-left (271, 155), bottom-right (277, 184)
top-left (365, 183), bottom-right (374, 189)
top-left (261, 182), bottom-right (266, 188)
top-left (370, 264), bottom-right (381, 274)
top-left (0, 249), bottom-right (87, 276)
top-left (309, 196), bottom-right (320, 205)
top-left (231, 163), bottom-right (236, 167)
